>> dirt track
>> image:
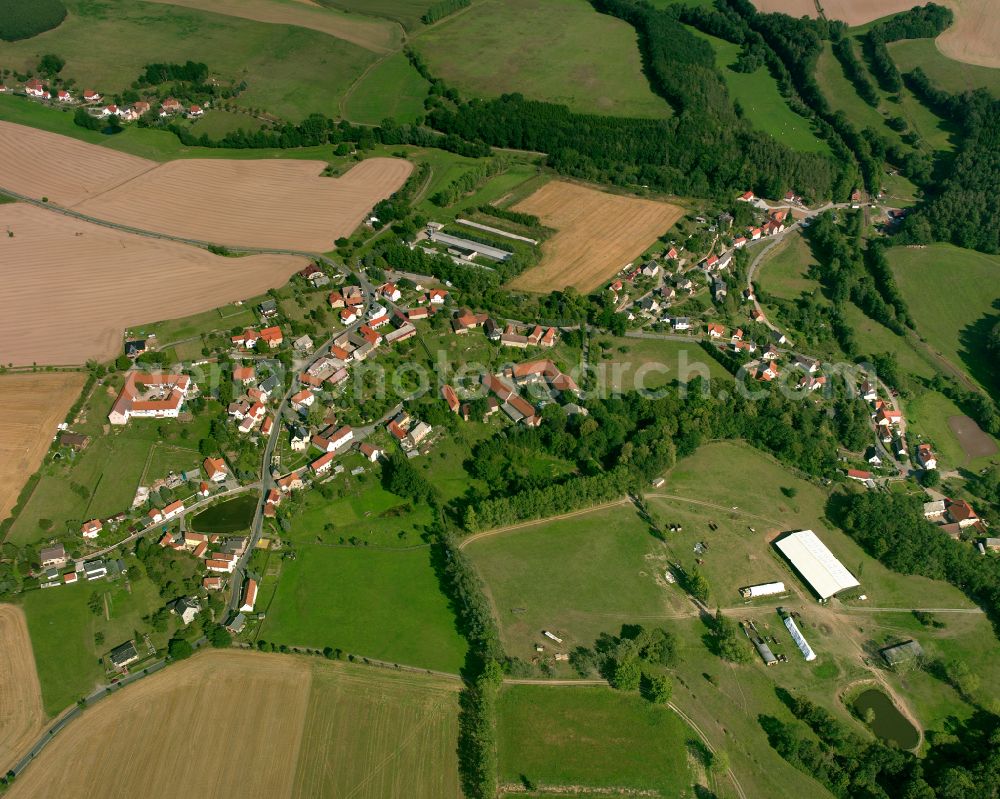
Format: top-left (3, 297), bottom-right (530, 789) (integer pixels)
top-left (0, 605), bottom-right (45, 772)
top-left (0, 372), bottom-right (87, 520)
top-left (0, 204), bottom-right (307, 365)
top-left (509, 181), bottom-right (684, 293)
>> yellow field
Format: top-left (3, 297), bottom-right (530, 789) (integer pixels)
top-left (509, 181), bottom-right (684, 293)
top-left (7, 650), bottom-right (462, 799)
top-left (0, 372), bottom-right (87, 521)
top-left (936, 0), bottom-right (1000, 68)
top-left (0, 605), bottom-right (45, 773)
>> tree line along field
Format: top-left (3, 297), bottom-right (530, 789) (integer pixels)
top-left (0, 372), bottom-right (86, 522)
top-left (0, 0), bottom-right (378, 121)
top-left (5, 650), bottom-right (464, 798)
top-left (889, 37), bottom-right (1000, 96)
top-left (316, 0), bottom-right (432, 30)
top-left (413, 0), bottom-right (671, 119)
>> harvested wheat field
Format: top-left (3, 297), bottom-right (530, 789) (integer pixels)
top-left (751, 0), bottom-right (923, 24)
top-left (0, 204), bottom-right (306, 365)
top-left (936, 0), bottom-right (1000, 68)
top-left (0, 122), bottom-right (154, 207)
top-left (0, 372), bottom-right (86, 521)
top-left (7, 649), bottom-right (462, 799)
top-left (509, 181), bottom-right (684, 293)
top-left (0, 606), bottom-right (45, 773)
top-left (73, 157), bottom-right (412, 251)
top-left (138, 0), bottom-right (400, 52)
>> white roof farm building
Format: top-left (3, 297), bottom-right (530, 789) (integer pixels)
top-left (774, 530), bottom-right (860, 600)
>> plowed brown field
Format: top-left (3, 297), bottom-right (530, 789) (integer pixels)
top-left (0, 204), bottom-right (306, 365)
top-left (509, 181), bottom-right (684, 293)
top-left (0, 372), bottom-right (86, 521)
top-left (0, 605), bottom-right (45, 772)
top-left (0, 122), bottom-right (154, 206)
top-left (7, 649), bottom-right (461, 799)
top-left (73, 157), bottom-right (413, 251)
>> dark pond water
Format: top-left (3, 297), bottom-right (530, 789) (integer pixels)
top-left (853, 688), bottom-right (919, 749)
top-left (191, 495), bottom-right (256, 533)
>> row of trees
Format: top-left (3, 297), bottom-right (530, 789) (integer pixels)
top-left (863, 4), bottom-right (954, 93)
top-left (420, 0), bottom-right (470, 25)
top-left (430, 155), bottom-right (512, 206)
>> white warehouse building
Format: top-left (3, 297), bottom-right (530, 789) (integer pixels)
top-left (774, 529), bottom-right (860, 601)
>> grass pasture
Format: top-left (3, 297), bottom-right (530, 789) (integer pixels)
top-left (414, 0), bottom-right (671, 118)
top-left (342, 51), bottom-right (430, 124)
top-left (6, 650), bottom-right (463, 799)
top-left (187, 109), bottom-right (266, 138)
top-left (756, 230), bottom-right (820, 301)
top-left (0, 0), bottom-right (377, 122)
top-left (259, 544), bottom-right (468, 672)
top-left (594, 336), bottom-right (733, 394)
top-left (905, 390), bottom-right (999, 471)
top-left (509, 181), bottom-right (684, 293)
top-left (316, 0), bottom-right (430, 30)
top-left (497, 685), bottom-right (695, 796)
top-left (887, 243), bottom-right (1000, 396)
top-left (465, 503), bottom-right (683, 663)
top-left (890, 37), bottom-right (1000, 96)
top-left (691, 27), bottom-right (829, 153)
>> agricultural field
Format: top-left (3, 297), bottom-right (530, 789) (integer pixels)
top-left (750, 0), bottom-right (921, 24)
top-left (934, 0), bottom-right (1000, 69)
top-left (464, 502), bottom-right (683, 663)
top-left (0, 371), bottom-right (86, 521)
top-left (0, 0), bottom-right (377, 121)
top-left (887, 243), bottom-right (1000, 395)
top-left (0, 203), bottom-right (305, 365)
top-left (509, 181), bottom-right (684, 293)
top-left (72, 156), bottom-right (412, 250)
top-left (497, 685), bottom-right (696, 796)
top-left (692, 28), bottom-right (829, 154)
top-left (20, 571), bottom-right (165, 716)
top-left (139, 0), bottom-right (401, 52)
top-left (0, 605), bottom-right (45, 772)
top-left (414, 0), bottom-right (671, 118)
top-left (6, 650), bottom-right (463, 798)
top-left (341, 51), bottom-right (430, 125)
top-left (890, 37), bottom-right (1000, 96)
top-left (259, 544), bottom-right (468, 672)
top-left (316, 0), bottom-right (431, 30)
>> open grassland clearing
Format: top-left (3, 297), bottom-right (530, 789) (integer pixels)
top-left (259, 544), bottom-right (468, 672)
top-left (593, 336), bottom-right (733, 394)
top-left (659, 442), bottom-right (978, 609)
top-left (316, 0), bottom-right (430, 30)
top-left (0, 605), bottom-right (45, 772)
top-left (72, 155), bottom-right (413, 251)
top-left (498, 685), bottom-right (695, 796)
top-left (0, 0), bottom-right (377, 121)
top-left (342, 51), bottom-right (430, 125)
top-left (887, 243), bottom-right (1000, 396)
top-left (839, 302), bottom-right (935, 377)
top-left (890, 38), bottom-right (1000, 96)
top-left (0, 203), bottom-right (306, 365)
top-left (934, 0), bottom-right (1000, 69)
top-left (906, 390), bottom-right (998, 470)
top-left (139, 0), bottom-right (401, 52)
top-left (8, 650), bottom-right (462, 798)
top-left (0, 121), bottom-right (154, 206)
top-left (691, 28), bottom-right (829, 153)
top-left (756, 230), bottom-right (820, 301)
top-left (509, 181), bottom-right (684, 293)
top-left (465, 504), bottom-right (684, 664)
top-left (20, 572), bottom-right (165, 716)
top-left (187, 109), bottom-right (266, 138)
top-left (414, 0), bottom-right (670, 118)
top-left (0, 372), bottom-right (85, 522)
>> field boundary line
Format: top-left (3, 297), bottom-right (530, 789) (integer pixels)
top-left (458, 498), bottom-right (632, 549)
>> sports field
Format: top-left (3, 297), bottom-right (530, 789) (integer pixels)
top-left (464, 503), bottom-right (682, 662)
top-left (414, 0), bottom-right (670, 118)
top-left (6, 650), bottom-right (463, 798)
top-left (887, 243), bottom-right (1000, 395)
top-left (0, 605), bottom-right (45, 772)
top-left (0, 0), bottom-right (377, 121)
top-left (0, 203), bottom-right (305, 365)
top-left (259, 545), bottom-right (468, 673)
top-left (139, 0), bottom-right (401, 52)
top-left (0, 372), bottom-right (85, 521)
top-left (509, 181), bottom-right (684, 293)
top-left (498, 685), bottom-right (694, 795)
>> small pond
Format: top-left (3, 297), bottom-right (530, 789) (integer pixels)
top-left (853, 688), bottom-right (919, 749)
top-left (191, 495), bottom-right (257, 534)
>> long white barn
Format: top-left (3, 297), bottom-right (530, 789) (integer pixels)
top-left (774, 529), bottom-right (860, 601)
